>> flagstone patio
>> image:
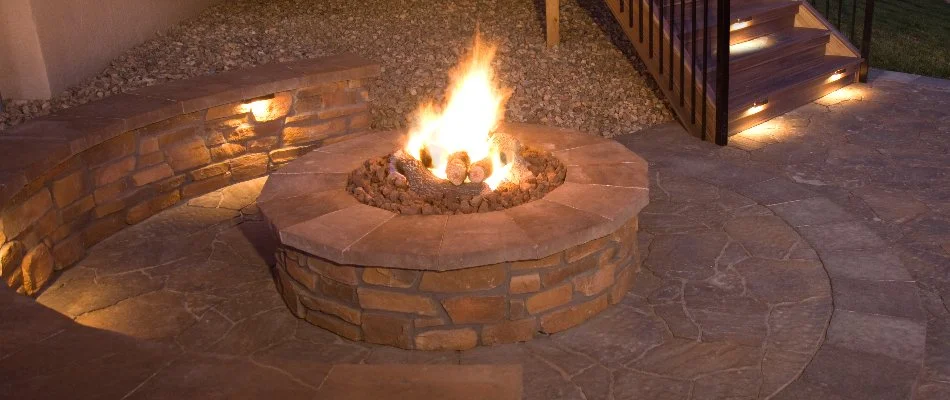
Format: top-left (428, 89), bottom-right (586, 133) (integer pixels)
top-left (1, 72), bottom-right (948, 399)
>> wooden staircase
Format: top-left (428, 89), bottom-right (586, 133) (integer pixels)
top-left (604, 0), bottom-right (863, 141)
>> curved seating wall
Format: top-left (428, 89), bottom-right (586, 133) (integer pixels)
top-left (0, 54), bottom-right (381, 295)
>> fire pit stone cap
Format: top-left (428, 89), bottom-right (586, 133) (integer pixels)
top-left (259, 123), bottom-right (648, 271)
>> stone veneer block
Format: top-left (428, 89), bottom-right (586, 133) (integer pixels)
top-left (261, 124), bottom-right (649, 349)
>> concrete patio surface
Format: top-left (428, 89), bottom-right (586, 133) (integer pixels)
top-left (1, 73), bottom-right (948, 399)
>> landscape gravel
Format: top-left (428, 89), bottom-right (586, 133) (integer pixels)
top-left (0, 0), bottom-right (672, 137)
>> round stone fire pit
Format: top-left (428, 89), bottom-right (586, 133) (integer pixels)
top-left (259, 122), bottom-right (648, 350)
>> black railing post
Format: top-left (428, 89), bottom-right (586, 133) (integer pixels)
top-left (859, 0), bottom-right (875, 82)
top-left (715, 0), bottom-right (730, 145)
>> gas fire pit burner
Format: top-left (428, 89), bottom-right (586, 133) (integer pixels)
top-left (258, 123), bottom-right (649, 350)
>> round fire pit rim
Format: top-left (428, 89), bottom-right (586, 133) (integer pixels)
top-left (259, 122), bottom-right (649, 271)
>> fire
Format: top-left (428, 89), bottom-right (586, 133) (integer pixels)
top-left (404, 34), bottom-right (513, 189)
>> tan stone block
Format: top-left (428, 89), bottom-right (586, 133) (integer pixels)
top-left (81, 132), bottom-right (134, 167)
top-left (414, 328), bottom-right (477, 351)
top-left (525, 283), bottom-right (573, 314)
top-left (52, 171), bottom-right (85, 207)
top-left (357, 287), bottom-right (439, 316)
top-left (286, 256), bottom-right (317, 290)
top-left (511, 251), bottom-right (563, 271)
top-left (566, 236), bottom-right (610, 263)
top-left (155, 174), bottom-right (186, 193)
top-left (189, 162), bottom-right (230, 181)
top-left (165, 137), bottom-right (211, 172)
top-left (481, 319), bottom-right (537, 345)
top-left (573, 262), bottom-right (618, 297)
top-left (296, 81), bottom-right (346, 98)
top-left (126, 190), bottom-right (181, 224)
top-left (282, 118), bottom-right (346, 146)
top-left (3, 188), bottom-right (53, 239)
top-left (418, 264), bottom-right (506, 293)
top-left (306, 256), bottom-right (359, 285)
top-left (82, 214), bottom-right (125, 247)
top-left (132, 164), bottom-right (174, 187)
top-left (21, 243), bottom-right (53, 294)
top-left (321, 89), bottom-right (368, 109)
top-left (300, 295), bottom-right (361, 325)
top-left (275, 266), bottom-right (304, 318)
top-left (510, 273), bottom-right (541, 294)
top-left (510, 299), bottom-right (528, 320)
top-left (317, 274), bottom-right (359, 306)
top-left (414, 317), bottom-right (445, 328)
top-left (0, 241), bottom-right (24, 279)
top-left (210, 143), bottom-right (247, 162)
top-left (610, 265), bottom-right (637, 305)
top-left (205, 101), bottom-right (247, 121)
top-left (442, 295), bottom-right (506, 324)
top-left (540, 295), bottom-right (610, 334)
top-left (317, 103), bottom-right (368, 120)
top-left (157, 125), bottom-right (201, 147)
top-left (362, 312), bottom-right (412, 349)
top-left (362, 267), bottom-right (419, 288)
top-left (247, 136), bottom-right (278, 152)
top-left (229, 153), bottom-right (269, 181)
top-left (138, 136), bottom-right (159, 154)
top-left (182, 172), bottom-right (232, 198)
top-left (26, 209), bottom-right (59, 242)
top-left (61, 195), bottom-right (95, 223)
top-left (138, 151), bottom-right (165, 167)
top-left (52, 235), bottom-right (84, 269)
top-left (306, 310), bottom-right (362, 341)
top-left (268, 145), bottom-right (313, 164)
top-left (541, 253), bottom-right (599, 287)
top-left (93, 179), bottom-right (129, 205)
top-left (349, 111), bottom-right (371, 130)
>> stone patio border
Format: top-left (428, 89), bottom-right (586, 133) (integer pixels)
top-left (0, 54), bottom-right (381, 295)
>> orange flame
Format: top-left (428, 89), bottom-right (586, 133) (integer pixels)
top-left (404, 34), bottom-right (513, 189)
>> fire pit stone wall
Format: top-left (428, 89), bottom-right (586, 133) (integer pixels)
top-left (261, 125), bottom-right (649, 350)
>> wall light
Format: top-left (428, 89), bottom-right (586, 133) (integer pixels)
top-left (828, 68), bottom-right (848, 83)
top-left (731, 18), bottom-right (751, 31)
top-left (241, 94), bottom-right (277, 121)
top-left (747, 98), bottom-right (769, 115)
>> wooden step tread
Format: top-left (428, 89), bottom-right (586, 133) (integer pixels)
top-left (723, 27), bottom-right (829, 67)
top-left (728, 55), bottom-right (860, 108)
top-left (678, 0), bottom-right (799, 33)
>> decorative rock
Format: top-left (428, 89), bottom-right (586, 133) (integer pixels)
top-left (21, 243), bottom-right (54, 294)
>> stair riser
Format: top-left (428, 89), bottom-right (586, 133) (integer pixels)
top-left (728, 65), bottom-right (859, 132)
top-left (685, 12), bottom-right (795, 46)
top-left (729, 45), bottom-right (828, 99)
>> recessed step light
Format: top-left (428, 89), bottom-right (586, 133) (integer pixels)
top-left (828, 68), bottom-right (848, 82)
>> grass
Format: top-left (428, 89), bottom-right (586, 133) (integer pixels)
top-left (814, 0), bottom-right (950, 79)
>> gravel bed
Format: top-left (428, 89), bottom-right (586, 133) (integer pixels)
top-left (0, 0), bottom-right (672, 137)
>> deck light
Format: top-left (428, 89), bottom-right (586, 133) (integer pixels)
top-left (731, 18), bottom-right (751, 31)
top-left (828, 68), bottom-right (848, 82)
top-left (748, 98), bottom-right (768, 115)
top-left (241, 94), bottom-right (278, 121)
